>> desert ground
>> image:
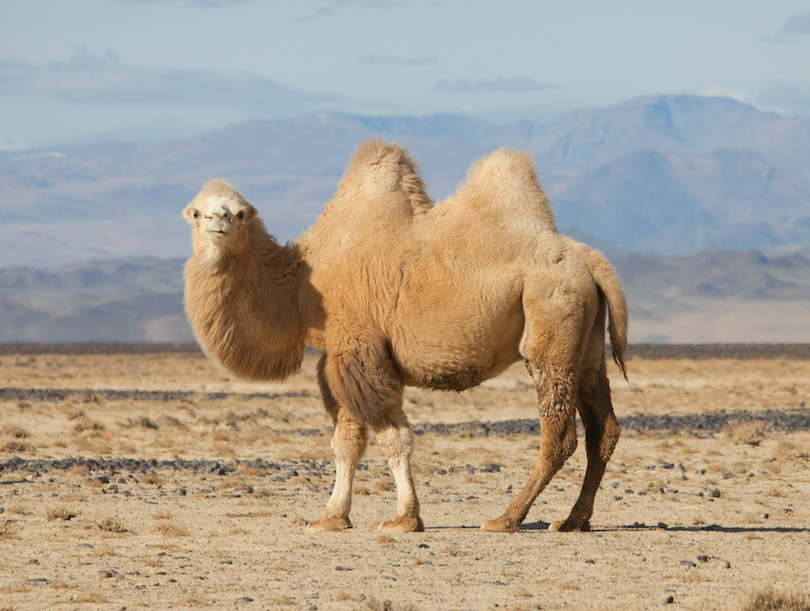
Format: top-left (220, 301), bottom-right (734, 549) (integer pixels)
top-left (1, 346), bottom-right (809, 611)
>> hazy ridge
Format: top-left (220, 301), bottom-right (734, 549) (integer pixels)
top-left (3, 243), bottom-right (810, 344)
top-left (2, 94), bottom-right (809, 268)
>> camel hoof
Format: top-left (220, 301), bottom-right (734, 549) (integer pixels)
top-left (549, 519), bottom-right (590, 532)
top-left (307, 517), bottom-right (352, 532)
top-left (379, 516), bottom-right (424, 533)
top-left (481, 516), bottom-right (519, 532)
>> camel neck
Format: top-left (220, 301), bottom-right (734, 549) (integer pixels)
top-left (184, 228), bottom-right (307, 383)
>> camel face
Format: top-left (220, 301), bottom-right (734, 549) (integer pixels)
top-left (184, 184), bottom-right (256, 254)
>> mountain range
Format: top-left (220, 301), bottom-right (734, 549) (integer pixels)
top-left (2, 94), bottom-right (809, 268)
top-left (3, 243), bottom-right (810, 344)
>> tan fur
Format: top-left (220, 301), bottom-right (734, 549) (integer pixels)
top-left (183, 138), bottom-right (628, 533)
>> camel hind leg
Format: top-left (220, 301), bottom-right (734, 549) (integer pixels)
top-left (482, 359), bottom-right (579, 532)
top-left (308, 354), bottom-right (369, 532)
top-left (550, 358), bottom-right (620, 532)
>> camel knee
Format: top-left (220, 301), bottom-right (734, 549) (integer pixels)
top-left (373, 412), bottom-right (414, 464)
top-left (332, 419), bottom-right (368, 464)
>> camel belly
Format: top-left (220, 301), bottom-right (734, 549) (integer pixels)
top-left (392, 307), bottom-right (525, 392)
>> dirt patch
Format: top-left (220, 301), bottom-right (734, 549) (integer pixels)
top-left (1, 351), bottom-right (809, 610)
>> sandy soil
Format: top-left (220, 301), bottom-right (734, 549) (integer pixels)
top-left (1, 351), bottom-right (809, 610)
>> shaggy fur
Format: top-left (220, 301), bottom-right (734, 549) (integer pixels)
top-left (183, 138), bottom-right (628, 533)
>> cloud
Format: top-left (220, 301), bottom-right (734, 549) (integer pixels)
top-left (756, 81), bottom-right (810, 116)
top-left (433, 76), bottom-right (558, 94)
top-left (781, 11), bottom-right (810, 34)
top-left (358, 55), bottom-right (437, 66)
top-left (114, 0), bottom-right (255, 7)
top-left (296, 0), bottom-right (402, 21)
top-left (0, 49), bottom-right (340, 111)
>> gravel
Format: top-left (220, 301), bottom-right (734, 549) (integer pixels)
top-left (3, 342), bottom-right (810, 359)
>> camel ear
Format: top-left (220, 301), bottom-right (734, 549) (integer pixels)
top-left (183, 203), bottom-right (201, 225)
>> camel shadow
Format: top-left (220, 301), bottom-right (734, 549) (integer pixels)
top-left (426, 521), bottom-right (810, 534)
top-left (609, 523), bottom-right (810, 534)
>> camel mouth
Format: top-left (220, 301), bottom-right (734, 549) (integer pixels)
top-left (205, 218), bottom-right (232, 237)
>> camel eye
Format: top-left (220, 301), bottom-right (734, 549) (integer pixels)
top-left (193, 210), bottom-right (200, 220)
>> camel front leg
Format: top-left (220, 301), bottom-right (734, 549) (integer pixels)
top-left (372, 407), bottom-right (424, 533)
top-left (308, 353), bottom-right (368, 532)
top-left (308, 413), bottom-right (368, 532)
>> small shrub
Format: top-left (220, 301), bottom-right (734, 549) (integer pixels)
top-left (153, 522), bottom-right (189, 537)
top-left (140, 473), bottom-right (164, 486)
top-left (1, 440), bottom-right (34, 453)
top-left (95, 517), bottom-right (127, 533)
top-left (737, 586), bottom-right (810, 611)
top-left (726, 420), bottom-right (768, 447)
top-left (364, 597), bottom-right (420, 611)
top-left (45, 505), bottom-right (79, 521)
top-left (1, 424), bottom-right (29, 438)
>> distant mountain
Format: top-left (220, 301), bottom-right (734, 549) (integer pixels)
top-left (2, 94), bottom-right (809, 267)
top-left (0, 258), bottom-right (191, 343)
top-left (3, 248), bottom-right (810, 344)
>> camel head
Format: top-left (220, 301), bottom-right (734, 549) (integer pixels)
top-left (184, 179), bottom-right (257, 256)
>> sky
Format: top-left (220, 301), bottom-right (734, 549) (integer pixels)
top-left (2, 0), bottom-right (810, 149)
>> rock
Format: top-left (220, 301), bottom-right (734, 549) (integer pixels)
top-left (706, 487), bottom-right (721, 498)
top-left (680, 560), bottom-right (696, 567)
top-left (664, 596), bottom-right (675, 604)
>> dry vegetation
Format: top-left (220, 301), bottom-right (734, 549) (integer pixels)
top-left (1, 349), bottom-right (809, 610)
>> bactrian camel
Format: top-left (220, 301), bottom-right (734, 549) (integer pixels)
top-left (183, 139), bottom-right (628, 533)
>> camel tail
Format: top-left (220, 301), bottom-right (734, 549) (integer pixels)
top-left (586, 249), bottom-right (628, 380)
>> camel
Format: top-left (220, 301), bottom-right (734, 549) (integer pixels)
top-left (183, 139), bottom-right (628, 533)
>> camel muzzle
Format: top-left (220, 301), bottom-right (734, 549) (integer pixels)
top-left (205, 216), bottom-right (232, 236)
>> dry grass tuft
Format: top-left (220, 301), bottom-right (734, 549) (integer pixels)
top-left (1, 439), bottom-right (34, 453)
top-left (153, 521), bottom-right (189, 538)
top-left (334, 591), bottom-right (365, 603)
top-left (72, 416), bottom-right (105, 434)
top-left (725, 420), bottom-right (768, 447)
top-left (377, 535), bottom-right (397, 546)
top-left (95, 516), bottom-right (128, 533)
top-left (268, 596), bottom-right (295, 605)
top-left (160, 414), bottom-right (188, 429)
top-left (775, 440), bottom-right (810, 462)
top-left (364, 597), bottom-right (421, 611)
top-left (44, 504), bottom-right (79, 521)
top-left (73, 589), bottom-right (108, 603)
top-left (736, 587), bottom-right (810, 611)
top-left (0, 519), bottom-right (17, 539)
top-left (139, 473), bottom-right (164, 486)
top-left (122, 416), bottom-right (159, 430)
top-left (1, 424), bottom-right (29, 438)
